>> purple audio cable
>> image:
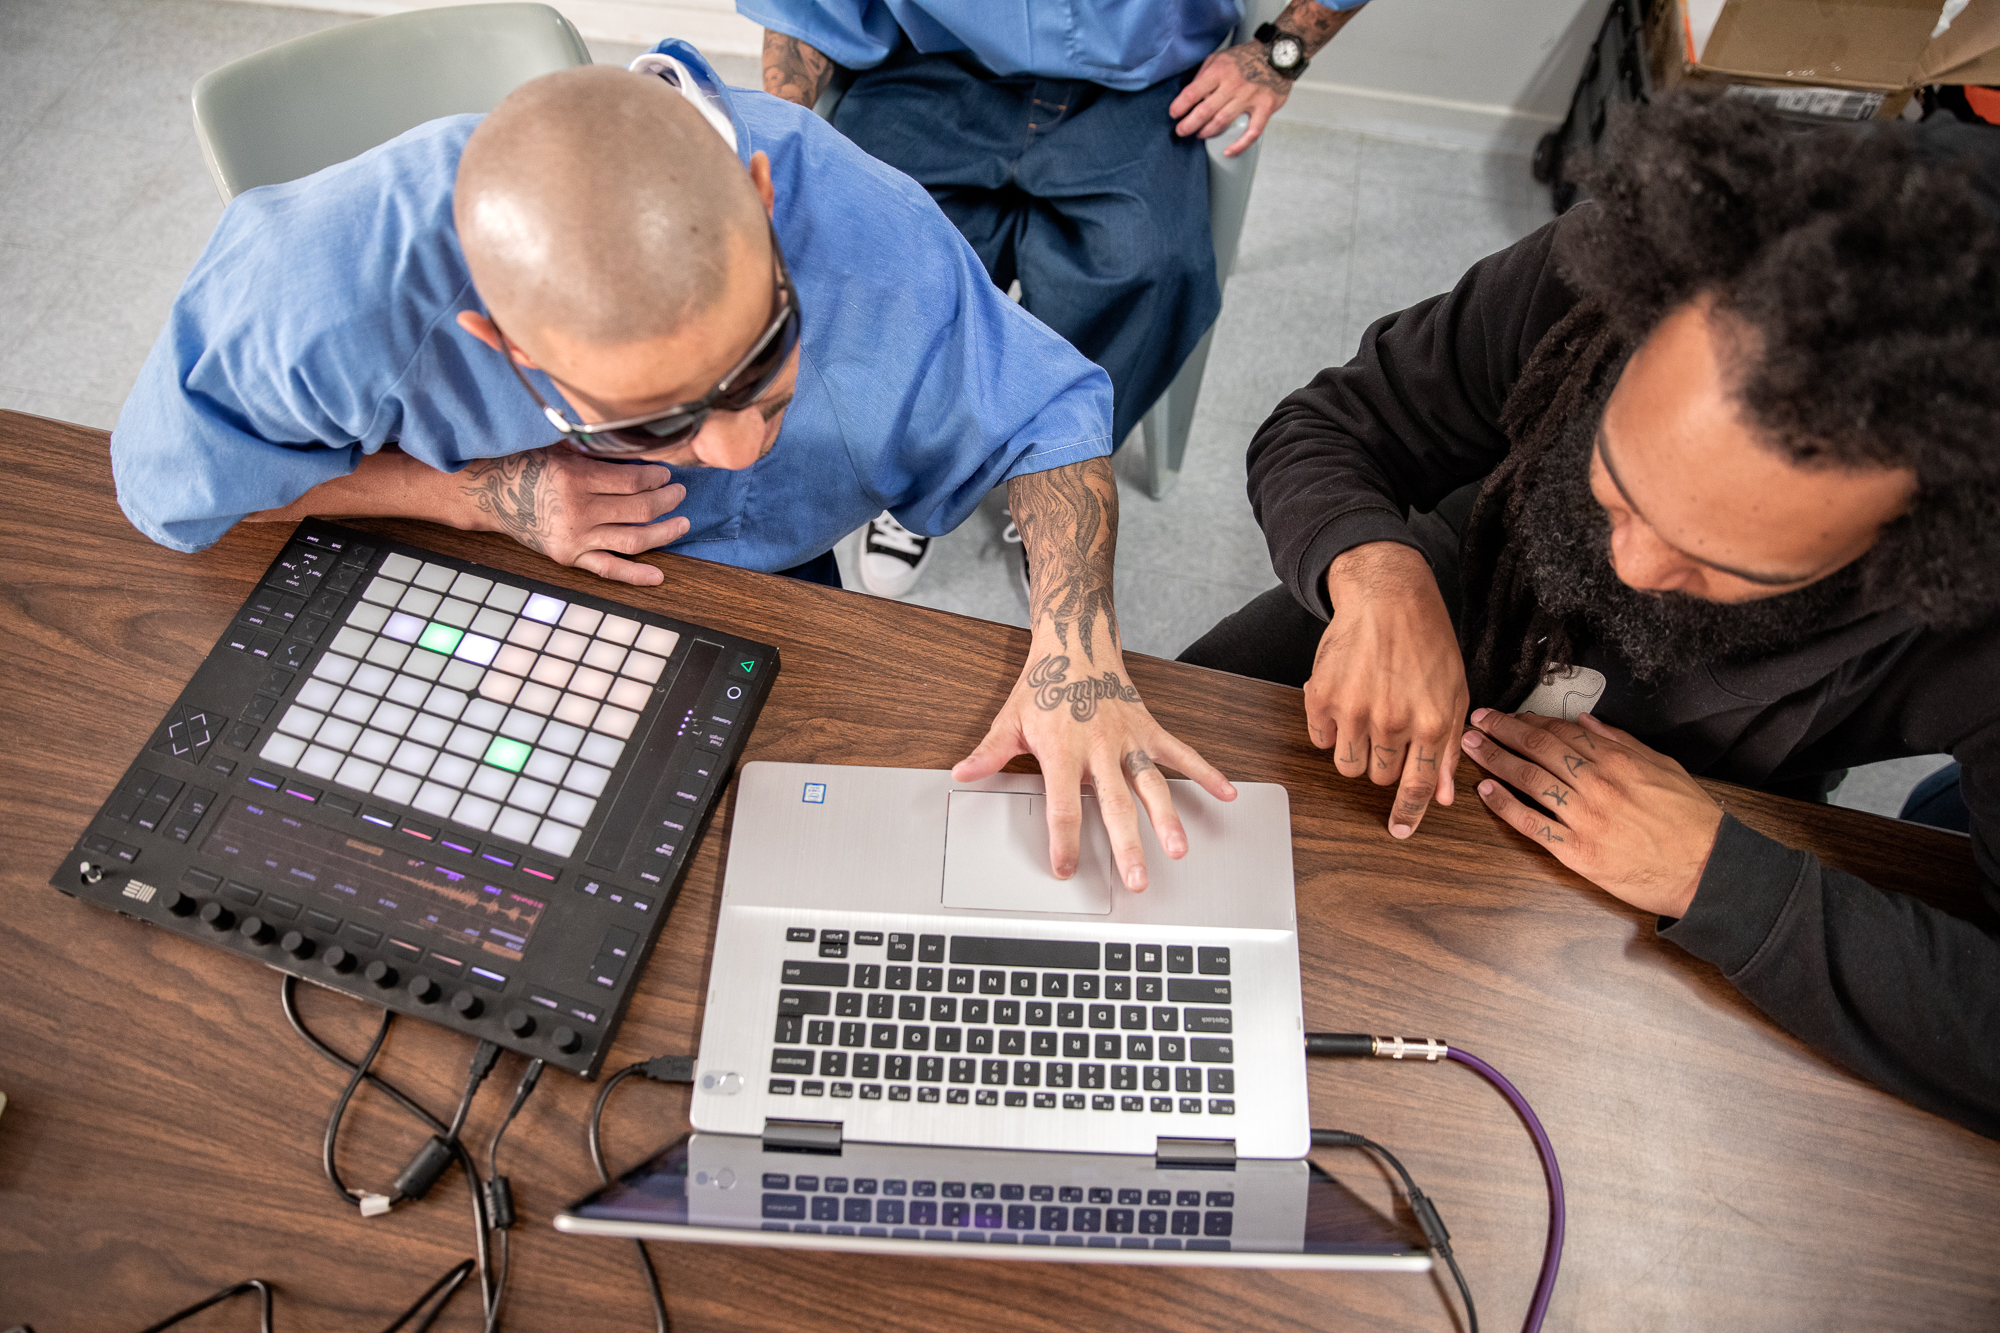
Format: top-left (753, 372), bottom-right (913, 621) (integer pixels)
top-left (1307, 1034), bottom-right (1566, 1333)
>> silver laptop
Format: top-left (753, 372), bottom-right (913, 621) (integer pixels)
top-left (556, 764), bottom-right (1428, 1270)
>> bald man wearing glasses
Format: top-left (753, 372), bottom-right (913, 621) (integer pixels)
top-left (112, 42), bottom-right (1233, 891)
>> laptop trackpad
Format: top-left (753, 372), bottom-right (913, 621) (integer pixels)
top-left (941, 790), bottom-right (1115, 915)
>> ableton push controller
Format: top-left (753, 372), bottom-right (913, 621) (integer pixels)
top-left (49, 519), bottom-right (777, 1077)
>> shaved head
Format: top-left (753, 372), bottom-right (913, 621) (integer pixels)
top-left (455, 65), bottom-right (769, 349)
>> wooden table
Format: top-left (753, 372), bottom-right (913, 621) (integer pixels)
top-left (2, 409), bottom-right (1994, 1332)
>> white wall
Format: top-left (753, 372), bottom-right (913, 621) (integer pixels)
top-left (235, 0), bottom-right (1608, 152)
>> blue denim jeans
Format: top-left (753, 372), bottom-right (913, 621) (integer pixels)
top-left (834, 46), bottom-right (1220, 448)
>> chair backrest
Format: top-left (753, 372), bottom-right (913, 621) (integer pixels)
top-left (191, 2), bottom-right (591, 203)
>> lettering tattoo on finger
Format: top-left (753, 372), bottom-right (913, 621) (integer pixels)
top-left (1561, 754), bottom-right (1592, 779)
top-left (461, 450), bottom-right (558, 555)
top-left (1541, 785), bottom-right (1569, 808)
top-left (1373, 744), bottom-right (1399, 772)
top-left (1416, 747), bottom-right (1438, 770)
top-left (1537, 823), bottom-right (1565, 844)
top-left (1028, 654), bottom-right (1140, 722)
top-left (1308, 722), bottom-right (1326, 745)
top-left (1122, 750), bottom-right (1158, 779)
top-left (1341, 742), bottom-right (1361, 765)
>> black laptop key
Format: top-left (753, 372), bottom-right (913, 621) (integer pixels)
top-left (950, 937), bottom-right (1100, 970)
top-left (1119, 1006), bottom-right (1146, 1030)
top-left (887, 933), bottom-right (914, 961)
top-left (774, 1014), bottom-right (802, 1043)
top-left (807, 1021), bottom-right (834, 1044)
top-left (1166, 946), bottom-right (1193, 973)
top-left (1184, 1009), bottom-right (1233, 1033)
top-left (786, 927), bottom-right (816, 942)
top-left (917, 967), bottom-right (943, 992)
top-left (1168, 978), bottom-right (1230, 1004)
top-left (998, 1031), bottom-right (1024, 1055)
top-left (836, 994), bottom-right (863, 1018)
top-left (771, 1049), bottom-right (814, 1075)
top-left (867, 994), bottom-right (894, 1019)
top-left (1135, 945), bottom-right (1162, 972)
top-left (901, 1026), bottom-right (929, 1050)
top-left (918, 934), bottom-right (945, 963)
top-left (979, 969), bottom-right (1005, 994)
top-left (1136, 977), bottom-right (1162, 1001)
top-left (885, 966), bottom-right (911, 990)
top-left (1197, 947), bottom-right (1230, 976)
top-left (778, 989), bottom-right (832, 1016)
top-left (781, 960), bottom-right (848, 987)
top-left (1207, 1069), bottom-right (1233, 1094)
top-left (1189, 1038), bottom-right (1234, 1063)
top-left (898, 995), bottom-right (924, 1021)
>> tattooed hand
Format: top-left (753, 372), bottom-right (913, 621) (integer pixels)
top-left (1167, 0), bottom-right (1365, 155)
top-left (955, 459), bottom-right (1235, 892)
top-left (1308, 542), bottom-right (1469, 839)
top-left (457, 446), bottom-right (689, 586)
top-left (1462, 710), bottom-right (1722, 918)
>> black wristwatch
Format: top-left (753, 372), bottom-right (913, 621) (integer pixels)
top-left (1254, 22), bottom-right (1310, 80)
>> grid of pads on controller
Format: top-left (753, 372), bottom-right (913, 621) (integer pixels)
top-left (257, 552), bottom-right (679, 860)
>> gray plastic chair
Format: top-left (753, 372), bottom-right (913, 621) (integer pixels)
top-left (191, 2), bottom-right (590, 204)
top-left (813, 0), bottom-right (1283, 499)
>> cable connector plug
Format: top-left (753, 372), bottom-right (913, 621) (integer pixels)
top-left (641, 1053), bottom-right (696, 1084)
top-left (357, 1191), bottom-right (396, 1218)
top-left (1305, 1032), bottom-right (1447, 1061)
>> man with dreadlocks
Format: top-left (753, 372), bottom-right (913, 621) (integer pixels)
top-left (1180, 93), bottom-right (2000, 1139)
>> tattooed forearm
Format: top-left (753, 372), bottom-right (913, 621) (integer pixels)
top-left (460, 450), bottom-right (558, 554)
top-left (1028, 654), bottom-right (1140, 722)
top-left (1277, 0), bottom-right (1365, 54)
top-left (761, 31), bottom-right (833, 108)
top-left (1009, 457), bottom-right (1121, 661)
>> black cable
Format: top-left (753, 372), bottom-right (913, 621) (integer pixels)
top-left (1313, 1129), bottom-right (1477, 1333)
top-left (587, 1056), bottom-right (696, 1333)
top-left (379, 1260), bottom-right (476, 1333)
top-left (280, 977), bottom-right (493, 1325)
top-left (481, 1059), bottom-right (546, 1333)
top-left (135, 1279), bottom-right (273, 1333)
top-left (322, 1008), bottom-right (395, 1206)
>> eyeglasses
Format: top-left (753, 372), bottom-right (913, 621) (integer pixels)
top-left (493, 220), bottom-right (801, 458)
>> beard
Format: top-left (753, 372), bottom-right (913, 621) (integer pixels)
top-left (1512, 406), bottom-right (1865, 684)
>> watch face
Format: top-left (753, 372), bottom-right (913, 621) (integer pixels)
top-left (1271, 36), bottom-right (1304, 70)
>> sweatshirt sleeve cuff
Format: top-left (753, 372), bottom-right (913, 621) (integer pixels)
top-left (1293, 507), bottom-right (1428, 618)
top-left (1658, 813), bottom-right (1811, 975)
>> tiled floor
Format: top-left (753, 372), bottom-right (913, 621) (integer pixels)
top-left (0, 0), bottom-right (1945, 818)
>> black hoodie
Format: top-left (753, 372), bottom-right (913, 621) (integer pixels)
top-left (1244, 207), bottom-right (2000, 1141)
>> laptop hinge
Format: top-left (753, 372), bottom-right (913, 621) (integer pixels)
top-left (762, 1118), bottom-right (843, 1155)
top-left (1155, 1137), bottom-right (1237, 1169)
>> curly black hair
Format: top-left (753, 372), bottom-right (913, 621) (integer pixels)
top-left (1460, 92), bottom-right (2000, 708)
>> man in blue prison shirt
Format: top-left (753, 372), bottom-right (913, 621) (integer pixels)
top-left (111, 43), bottom-right (1239, 891)
top-left (745, 0), bottom-right (1371, 593)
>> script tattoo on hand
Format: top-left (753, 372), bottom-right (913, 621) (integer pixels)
top-left (1416, 747), bottom-right (1438, 770)
top-left (1223, 42), bottom-right (1291, 94)
top-left (1342, 742), bottom-right (1361, 765)
top-left (1538, 823), bottom-right (1566, 844)
top-left (1562, 754), bottom-right (1593, 779)
top-left (1010, 458), bottom-right (1121, 661)
top-left (461, 450), bottom-right (558, 555)
top-left (1541, 785), bottom-right (1569, 808)
top-left (1028, 654), bottom-right (1140, 722)
top-left (762, 31), bottom-right (832, 107)
top-left (1373, 744), bottom-right (1398, 772)
top-left (1123, 750), bottom-right (1158, 779)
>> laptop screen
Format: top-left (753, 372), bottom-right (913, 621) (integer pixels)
top-left (555, 1133), bottom-right (1431, 1271)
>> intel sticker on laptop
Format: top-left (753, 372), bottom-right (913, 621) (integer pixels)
top-left (802, 782), bottom-right (826, 804)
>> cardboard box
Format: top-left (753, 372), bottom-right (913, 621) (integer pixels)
top-left (1651, 0), bottom-right (2000, 121)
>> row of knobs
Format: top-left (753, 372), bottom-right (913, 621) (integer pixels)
top-left (163, 890), bottom-right (581, 1053)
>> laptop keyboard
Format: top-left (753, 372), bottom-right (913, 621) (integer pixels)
top-left (766, 931), bottom-right (1235, 1116)
top-left (757, 1170), bottom-right (1237, 1250)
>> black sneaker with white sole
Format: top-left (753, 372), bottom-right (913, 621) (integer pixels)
top-left (857, 511), bottom-right (935, 598)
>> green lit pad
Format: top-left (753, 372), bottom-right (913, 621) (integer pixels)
top-left (419, 622), bottom-right (465, 654)
top-left (484, 736), bottom-right (532, 772)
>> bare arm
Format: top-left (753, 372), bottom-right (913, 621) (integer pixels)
top-left (956, 457), bottom-right (1235, 890)
top-left (244, 445), bottom-right (690, 585)
top-left (761, 30), bottom-right (834, 109)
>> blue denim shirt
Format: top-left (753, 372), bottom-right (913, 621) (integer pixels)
top-left (739, 0), bottom-right (1363, 90)
top-left (111, 50), bottom-right (1112, 571)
